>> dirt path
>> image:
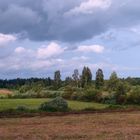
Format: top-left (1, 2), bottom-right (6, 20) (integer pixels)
top-left (0, 111), bottom-right (140, 140)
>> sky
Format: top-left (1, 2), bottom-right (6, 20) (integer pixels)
top-left (0, 0), bottom-right (140, 79)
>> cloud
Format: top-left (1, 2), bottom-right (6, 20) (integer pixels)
top-left (37, 42), bottom-right (65, 59)
top-left (0, 0), bottom-right (139, 42)
top-left (77, 44), bottom-right (104, 53)
top-left (14, 47), bottom-right (26, 53)
top-left (0, 33), bottom-right (16, 45)
top-left (66, 0), bottom-right (112, 15)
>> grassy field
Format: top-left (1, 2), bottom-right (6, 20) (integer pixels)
top-left (0, 98), bottom-right (108, 111)
top-left (0, 111), bottom-right (140, 140)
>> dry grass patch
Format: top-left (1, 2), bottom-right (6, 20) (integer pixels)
top-left (0, 111), bottom-right (140, 140)
top-left (0, 89), bottom-right (12, 95)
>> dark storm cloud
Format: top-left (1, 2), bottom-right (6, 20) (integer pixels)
top-left (0, 0), bottom-right (140, 42)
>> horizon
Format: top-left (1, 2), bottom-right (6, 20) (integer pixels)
top-left (0, 0), bottom-right (140, 79)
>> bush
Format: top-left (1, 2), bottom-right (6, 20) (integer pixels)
top-left (70, 89), bottom-right (85, 101)
top-left (127, 86), bottom-right (140, 104)
top-left (103, 94), bottom-right (116, 104)
top-left (39, 97), bottom-right (68, 112)
top-left (115, 81), bottom-right (127, 104)
top-left (62, 86), bottom-right (75, 99)
top-left (16, 105), bottom-right (28, 111)
top-left (71, 92), bottom-right (82, 100)
top-left (83, 88), bottom-right (102, 102)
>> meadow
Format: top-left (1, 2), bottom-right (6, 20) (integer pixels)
top-left (0, 98), bottom-right (108, 111)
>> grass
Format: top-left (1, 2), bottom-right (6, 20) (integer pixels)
top-left (0, 111), bottom-right (140, 140)
top-left (0, 98), bottom-right (108, 111)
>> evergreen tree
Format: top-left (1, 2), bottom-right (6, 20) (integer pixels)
top-left (54, 70), bottom-right (61, 89)
top-left (72, 69), bottom-right (80, 87)
top-left (95, 68), bottom-right (104, 89)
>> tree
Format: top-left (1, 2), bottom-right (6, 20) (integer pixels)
top-left (65, 77), bottom-right (73, 86)
top-left (115, 81), bottom-right (127, 104)
top-left (95, 68), bottom-right (104, 89)
top-left (54, 70), bottom-right (61, 89)
top-left (108, 71), bottom-right (119, 91)
top-left (72, 69), bottom-right (80, 87)
top-left (81, 66), bottom-right (92, 87)
top-left (47, 77), bottom-right (52, 86)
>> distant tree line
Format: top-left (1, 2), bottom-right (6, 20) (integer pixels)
top-left (0, 67), bottom-right (140, 90)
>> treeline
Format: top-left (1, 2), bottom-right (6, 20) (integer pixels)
top-left (0, 78), bottom-right (52, 89)
top-left (0, 67), bottom-right (140, 89)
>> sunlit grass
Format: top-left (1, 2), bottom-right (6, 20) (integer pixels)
top-left (0, 98), bottom-right (108, 111)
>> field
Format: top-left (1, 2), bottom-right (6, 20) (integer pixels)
top-left (0, 111), bottom-right (140, 140)
top-left (0, 98), bottom-right (108, 111)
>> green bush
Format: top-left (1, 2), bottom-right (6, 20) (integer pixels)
top-left (115, 81), bottom-right (127, 104)
top-left (62, 86), bottom-right (75, 99)
top-left (70, 89), bottom-right (85, 101)
top-left (83, 88), bottom-right (102, 102)
top-left (39, 97), bottom-right (68, 112)
top-left (71, 92), bottom-right (82, 100)
top-left (127, 86), bottom-right (140, 104)
top-left (16, 105), bottom-right (28, 111)
top-left (19, 85), bottom-right (31, 93)
top-left (103, 94), bottom-right (116, 104)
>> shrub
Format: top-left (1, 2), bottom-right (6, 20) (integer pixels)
top-left (115, 81), bottom-right (127, 104)
top-left (19, 85), bottom-right (31, 93)
top-left (127, 86), bottom-right (140, 104)
top-left (103, 94), bottom-right (116, 104)
top-left (70, 89), bottom-right (85, 101)
top-left (83, 88), bottom-right (102, 102)
top-left (16, 105), bottom-right (28, 111)
top-left (71, 92), bottom-right (81, 100)
top-left (62, 86), bottom-right (75, 99)
top-left (39, 97), bottom-right (68, 112)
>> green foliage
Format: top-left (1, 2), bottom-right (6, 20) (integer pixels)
top-left (16, 105), bottom-right (28, 112)
top-left (102, 94), bottom-right (116, 104)
top-left (62, 86), bottom-right (77, 99)
top-left (95, 68), bottom-right (104, 89)
top-left (81, 66), bottom-right (92, 87)
top-left (19, 85), bottom-right (31, 93)
top-left (83, 88), bottom-right (102, 102)
top-left (107, 71), bottom-right (119, 91)
top-left (39, 97), bottom-right (68, 112)
top-left (54, 70), bottom-right (61, 89)
top-left (65, 77), bottom-right (73, 86)
top-left (71, 91), bottom-right (84, 100)
top-left (72, 69), bottom-right (80, 87)
top-left (11, 90), bottom-right (63, 99)
top-left (127, 86), bottom-right (140, 104)
top-left (115, 81), bottom-right (127, 104)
